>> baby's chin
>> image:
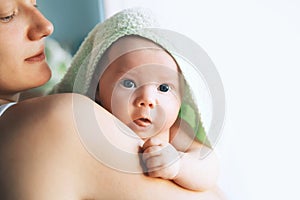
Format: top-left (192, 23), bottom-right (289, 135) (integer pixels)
top-left (127, 122), bottom-right (170, 142)
top-left (127, 122), bottom-right (159, 139)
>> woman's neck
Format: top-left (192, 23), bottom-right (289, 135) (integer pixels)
top-left (0, 93), bottom-right (19, 105)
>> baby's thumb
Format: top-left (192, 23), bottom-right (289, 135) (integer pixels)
top-left (142, 137), bottom-right (162, 150)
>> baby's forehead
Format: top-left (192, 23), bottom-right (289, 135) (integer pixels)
top-left (117, 63), bottom-right (179, 76)
top-left (98, 35), bottom-right (183, 83)
top-left (107, 35), bottom-right (164, 59)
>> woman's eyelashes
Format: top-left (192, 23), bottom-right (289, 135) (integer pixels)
top-left (0, 11), bottom-right (16, 23)
top-left (0, 3), bottom-right (38, 24)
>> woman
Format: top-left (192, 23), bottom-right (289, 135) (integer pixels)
top-left (0, 0), bottom-right (225, 199)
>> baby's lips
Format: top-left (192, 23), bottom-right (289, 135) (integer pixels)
top-left (134, 118), bottom-right (152, 127)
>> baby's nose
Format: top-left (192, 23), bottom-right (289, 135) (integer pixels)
top-left (134, 86), bottom-right (158, 108)
top-left (137, 98), bottom-right (155, 108)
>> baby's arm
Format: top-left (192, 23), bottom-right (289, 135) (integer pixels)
top-left (170, 119), bottom-right (219, 191)
top-left (141, 119), bottom-right (219, 191)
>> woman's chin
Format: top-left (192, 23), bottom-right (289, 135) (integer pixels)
top-left (34, 68), bottom-right (52, 87)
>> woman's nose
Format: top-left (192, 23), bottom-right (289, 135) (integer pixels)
top-left (134, 86), bottom-right (158, 109)
top-left (27, 8), bottom-right (54, 40)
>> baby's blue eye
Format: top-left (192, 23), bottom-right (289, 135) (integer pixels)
top-left (158, 84), bottom-right (169, 92)
top-left (122, 79), bottom-right (136, 88)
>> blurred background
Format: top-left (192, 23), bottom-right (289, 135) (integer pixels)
top-left (39, 0), bottom-right (104, 55)
top-left (37, 0), bottom-right (300, 199)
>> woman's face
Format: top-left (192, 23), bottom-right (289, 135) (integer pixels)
top-left (0, 0), bottom-right (53, 96)
top-left (97, 41), bottom-right (183, 140)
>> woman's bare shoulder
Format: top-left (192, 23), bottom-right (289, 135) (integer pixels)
top-left (0, 93), bottom-right (93, 133)
top-left (0, 93), bottom-right (102, 199)
top-left (0, 93), bottom-right (101, 164)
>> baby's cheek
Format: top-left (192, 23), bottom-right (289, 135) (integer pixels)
top-left (168, 103), bottom-right (181, 123)
top-left (112, 102), bottom-right (131, 123)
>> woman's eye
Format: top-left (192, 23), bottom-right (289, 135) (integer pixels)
top-left (121, 79), bottom-right (136, 88)
top-left (0, 12), bottom-right (16, 23)
top-left (158, 84), bottom-right (170, 92)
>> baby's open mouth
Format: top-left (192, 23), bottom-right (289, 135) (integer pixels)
top-left (134, 118), bottom-right (152, 127)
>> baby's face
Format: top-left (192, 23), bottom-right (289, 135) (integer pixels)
top-left (97, 47), bottom-right (182, 140)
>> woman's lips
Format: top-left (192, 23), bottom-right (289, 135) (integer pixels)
top-left (25, 51), bottom-right (45, 62)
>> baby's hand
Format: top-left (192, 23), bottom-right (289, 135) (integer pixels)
top-left (141, 138), bottom-right (181, 180)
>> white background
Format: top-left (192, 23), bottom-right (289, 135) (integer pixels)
top-left (104, 0), bottom-right (300, 199)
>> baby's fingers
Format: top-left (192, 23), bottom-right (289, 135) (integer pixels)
top-left (144, 156), bottom-right (163, 170)
top-left (145, 157), bottom-right (180, 180)
top-left (142, 145), bottom-right (161, 162)
top-left (142, 137), bottom-right (163, 151)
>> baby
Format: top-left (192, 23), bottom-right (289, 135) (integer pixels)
top-left (52, 8), bottom-right (218, 191)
